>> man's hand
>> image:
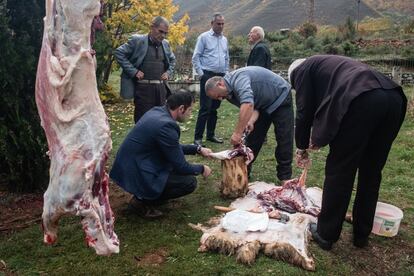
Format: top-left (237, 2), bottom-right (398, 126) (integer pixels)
top-left (246, 121), bottom-right (255, 133)
top-left (246, 110), bottom-right (259, 133)
top-left (296, 149), bottom-right (311, 168)
top-left (199, 147), bottom-right (213, 157)
top-left (309, 143), bottom-right (320, 151)
top-left (230, 132), bottom-right (243, 146)
top-left (202, 165), bottom-right (212, 178)
top-left (160, 72), bottom-right (169, 81)
top-left (135, 70), bottom-right (144, 80)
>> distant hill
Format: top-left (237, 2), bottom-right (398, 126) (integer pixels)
top-left (363, 0), bottom-right (414, 16)
top-left (173, 0), bottom-right (382, 35)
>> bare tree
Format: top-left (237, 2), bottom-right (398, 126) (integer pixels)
top-left (309, 0), bottom-right (315, 23)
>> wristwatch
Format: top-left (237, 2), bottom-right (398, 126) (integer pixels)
top-left (196, 145), bottom-right (202, 154)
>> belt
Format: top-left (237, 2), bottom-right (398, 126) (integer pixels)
top-left (203, 70), bottom-right (225, 76)
top-left (137, 79), bottom-right (163, 84)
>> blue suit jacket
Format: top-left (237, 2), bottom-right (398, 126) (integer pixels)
top-left (110, 106), bottom-right (203, 200)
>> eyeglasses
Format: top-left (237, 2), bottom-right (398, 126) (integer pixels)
top-left (216, 23), bottom-right (224, 26)
top-left (157, 29), bottom-right (168, 35)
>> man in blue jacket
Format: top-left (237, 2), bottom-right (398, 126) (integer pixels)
top-left (114, 16), bottom-right (176, 123)
top-left (205, 66), bottom-right (294, 183)
top-left (110, 91), bottom-right (212, 218)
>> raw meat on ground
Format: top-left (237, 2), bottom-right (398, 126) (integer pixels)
top-left (257, 168), bottom-right (321, 216)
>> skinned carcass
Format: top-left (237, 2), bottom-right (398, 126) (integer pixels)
top-left (190, 182), bottom-right (323, 270)
top-left (35, 0), bottom-right (119, 255)
top-left (257, 168), bottom-right (321, 216)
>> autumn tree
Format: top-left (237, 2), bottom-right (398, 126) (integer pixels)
top-left (95, 0), bottom-right (189, 89)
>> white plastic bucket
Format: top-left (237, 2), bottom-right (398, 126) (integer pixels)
top-left (371, 202), bottom-right (403, 237)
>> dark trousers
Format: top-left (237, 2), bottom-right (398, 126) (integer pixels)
top-left (194, 71), bottom-right (224, 140)
top-left (247, 93), bottom-right (294, 181)
top-left (134, 83), bottom-right (167, 123)
top-left (142, 173), bottom-right (197, 205)
top-left (317, 88), bottom-right (406, 242)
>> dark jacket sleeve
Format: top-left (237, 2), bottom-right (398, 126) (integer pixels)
top-left (181, 144), bottom-right (198, 155)
top-left (158, 123), bottom-right (203, 175)
top-left (292, 64), bottom-right (317, 149)
top-left (249, 46), bottom-right (267, 67)
top-left (247, 43), bottom-right (271, 69)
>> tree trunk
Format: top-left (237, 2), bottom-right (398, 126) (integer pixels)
top-left (220, 156), bottom-right (248, 198)
top-left (103, 55), bottom-right (114, 85)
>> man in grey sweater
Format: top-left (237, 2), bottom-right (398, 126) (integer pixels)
top-left (205, 66), bottom-right (294, 182)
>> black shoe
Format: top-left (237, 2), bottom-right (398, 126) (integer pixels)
top-left (128, 197), bottom-right (163, 218)
top-left (206, 136), bottom-right (223, 143)
top-left (309, 223), bottom-right (333, 250)
top-left (353, 237), bottom-right (368, 248)
top-left (194, 139), bottom-right (203, 147)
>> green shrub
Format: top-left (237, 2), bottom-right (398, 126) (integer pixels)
top-left (266, 32), bottom-right (286, 43)
top-left (299, 22), bottom-right (318, 39)
top-left (404, 19), bottom-right (414, 34)
top-left (321, 35), bottom-right (332, 45)
top-left (341, 41), bottom-right (358, 56)
top-left (304, 36), bottom-right (317, 49)
top-left (338, 16), bottom-right (356, 40)
top-left (289, 31), bottom-right (304, 45)
top-left (0, 0), bottom-right (49, 192)
top-left (272, 41), bottom-right (293, 57)
top-left (99, 84), bottom-right (120, 104)
top-left (323, 43), bottom-right (340, 54)
top-left (401, 45), bottom-right (414, 59)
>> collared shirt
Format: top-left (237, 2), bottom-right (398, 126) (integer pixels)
top-left (224, 66), bottom-right (291, 115)
top-left (192, 29), bottom-right (229, 76)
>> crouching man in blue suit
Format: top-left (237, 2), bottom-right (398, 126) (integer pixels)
top-left (110, 91), bottom-right (213, 218)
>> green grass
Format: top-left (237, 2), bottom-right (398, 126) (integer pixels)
top-left (1, 87), bottom-right (413, 275)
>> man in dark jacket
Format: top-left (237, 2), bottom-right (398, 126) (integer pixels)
top-left (290, 55), bottom-right (407, 250)
top-left (110, 91), bottom-right (212, 218)
top-left (247, 26), bottom-right (272, 144)
top-left (114, 16), bottom-right (176, 123)
top-left (247, 26), bottom-right (271, 70)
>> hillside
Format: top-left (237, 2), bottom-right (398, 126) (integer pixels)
top-left (363, 0), bottom-right (414, 16)
top-left (173, 0), bottom-right (381, 35)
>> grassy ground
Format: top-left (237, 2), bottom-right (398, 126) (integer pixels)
top-left (0, 87), bottom-right (413, 275)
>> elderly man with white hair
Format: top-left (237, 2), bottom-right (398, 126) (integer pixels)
top-left (289, 55), bottom-right (407, 251)
top-left (247, 26), bottom-right (271, 70)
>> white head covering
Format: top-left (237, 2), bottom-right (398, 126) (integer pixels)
top-left (288, 58), bottom-right (307, 83)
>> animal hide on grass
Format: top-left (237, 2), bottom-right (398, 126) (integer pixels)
top-left (190, 181), bottom-right (323, 271)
